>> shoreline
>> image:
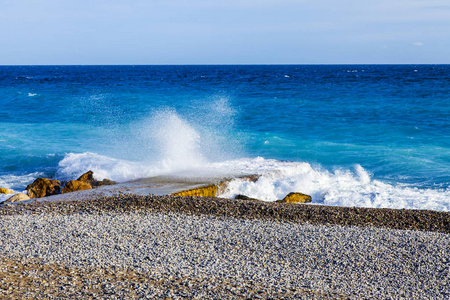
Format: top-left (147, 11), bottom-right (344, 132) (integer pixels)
top-left (2, 193), bottom-right (450, 234)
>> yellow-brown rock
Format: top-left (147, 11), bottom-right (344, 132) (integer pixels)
top-left (77, 171), bottom-right (116, 188)
top-left (3, 193), bottom-right (30, 204)
top-left (172, 184), bottom-right (219, 197)
top-left (277, 192), bottom-right (312, 204)
top-left (171, 174), bottom-right (260, 198)
top-left (62, 180), bottom-right (92, 194)
top-left (0, 188), bottom-right (13, 194)
top-left (26, 178), bottom-right (61, 199)
top-left (78, 171), bottom-right (95, 185)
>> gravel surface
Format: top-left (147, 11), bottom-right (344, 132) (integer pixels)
top-left (2, 194), bottom-right (450, 234)
top-left (1, 195), bottom-right (450, 299)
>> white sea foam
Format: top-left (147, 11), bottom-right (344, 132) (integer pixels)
top-left (57, 152), bottom-right (156, 182)
top-left (56, 153), bottom-right (450, 211)
top-left (218, 158), bottom-right (450, 212)
top-left (0, 172), bottom-right (43, 191)
top-left (54, 104), bottom-right (449, 212)
top-left (0, 194), bottom-right (10, 203)
top-left (0, 172), bottom-right (44, 202)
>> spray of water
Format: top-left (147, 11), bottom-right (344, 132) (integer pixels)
top-left (57, 97), bottom-right (242, 180)
top-left (142, 109), bottom-right (206, 170)
top-left (55, 96), bottom-right (450, 212)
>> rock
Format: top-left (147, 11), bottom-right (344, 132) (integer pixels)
top-left (172, 184), bottom-right (219, 197)
top-left (238, 174), bottom-right (260, 182)
top-left (62, 180), bottom-right (92, 194)
top-left (277, 192), bottom-right (312, 204)
top-left (235, 194), bottom-right (260, 201)
top-left (0, 188), bottom-right (13, 194)
top-left (3, 193), bottom-right (30, 204)
top-left (77, 171), bottom-right (116, 188)
top-left (77, 171), bottom-right (95, 186)
top-left (26, 178), bottom-right (61, 199)
top-left (95, 178), bottom-right (116, 187)
top-left (172, 175), bottom-right (260, 198)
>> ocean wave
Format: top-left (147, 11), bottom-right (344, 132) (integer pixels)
top-left (53, 98), bottom-right (450, 212)
top-left (57, 152), bottom-right (159, 182)
top-left (218, 158), bottom-right (450, 212)
top-left (56, 153), bottom-right (449, 211)
top-left (0, 172), bottom-right (44, 191)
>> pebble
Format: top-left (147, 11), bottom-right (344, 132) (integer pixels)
top-left (0, 195), bottom-right (449, 298)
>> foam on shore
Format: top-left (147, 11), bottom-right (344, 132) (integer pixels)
top-left (54, 153), bottom-right (450, 211)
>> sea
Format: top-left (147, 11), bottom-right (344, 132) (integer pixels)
top-left (0, 65), bottom-right (449, 211)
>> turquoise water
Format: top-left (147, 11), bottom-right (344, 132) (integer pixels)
top-left (0, 65), bottom-right (449, 210)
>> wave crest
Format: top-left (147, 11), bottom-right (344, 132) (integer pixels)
top-left (218, 158), bottom-right (450, 211)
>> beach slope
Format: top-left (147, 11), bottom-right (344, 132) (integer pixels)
top-left (1, 195), bottom-right (449, 298)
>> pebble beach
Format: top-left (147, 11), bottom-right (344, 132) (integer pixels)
top-left (1, 194), bottom-right (449, 299)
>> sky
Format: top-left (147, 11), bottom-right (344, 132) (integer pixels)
top-left (0, 0), bottom-right (449, 64)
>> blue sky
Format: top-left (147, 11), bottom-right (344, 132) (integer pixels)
top-left (0, 0), bottom-right (449, 64)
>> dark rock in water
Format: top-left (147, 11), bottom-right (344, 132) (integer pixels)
top-left (277, 192), bottom-right (312, 204)
top-left (26, 178), bottom-right (61, 199)
top-left (235, 194), bottom-right (261, 201)
top-left (3, 193), bottom-right (30, 204)
top-left (62, 180), bottom-right (92, 194)
top-left (77, 171), bottom-right (116, 188)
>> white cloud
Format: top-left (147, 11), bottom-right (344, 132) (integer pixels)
top-left (413, 42), bottom-right (424, 46)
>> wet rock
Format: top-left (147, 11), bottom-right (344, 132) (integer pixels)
top-left (277, 192), bottom-right (312, 204)
top-left (0, 188), bottom-right (13, 194)
top-left (172, 175), bottom-right (260, 198)
top-left (238, 174), bottom-right (260, 182)
top-left (78, 171), bottom-right (116, 188)
top-left (172, 184), bottom-right (219, 197)
top-left (77, 171), bottom-right (95, 186)
top-left (95, 178), bottom-right (116, 187)
top-left (26, 178), bottom-right (61, 199)
top-left (235, 194), bottom-right (261, 201)
top-left (62, 180), bottom-right (92, 194)
top-left (3, 193), bottom-right (30, 204)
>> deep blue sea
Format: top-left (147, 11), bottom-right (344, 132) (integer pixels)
top-left (0, 65), bottom-right (449, 210)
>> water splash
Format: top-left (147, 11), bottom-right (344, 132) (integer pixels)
top-left (57, 99), bottom-right (242, 180)
top-left (145, 109), bottom-right (206, 170)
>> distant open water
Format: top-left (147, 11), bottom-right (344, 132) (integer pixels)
top-left (0, 65), bottom-right (449, 210)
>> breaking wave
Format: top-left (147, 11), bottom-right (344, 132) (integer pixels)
top-left (54, 101), bottom-right (450, 211)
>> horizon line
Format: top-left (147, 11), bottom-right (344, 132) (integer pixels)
top-left (0, 63), bottom-right (449, 67)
